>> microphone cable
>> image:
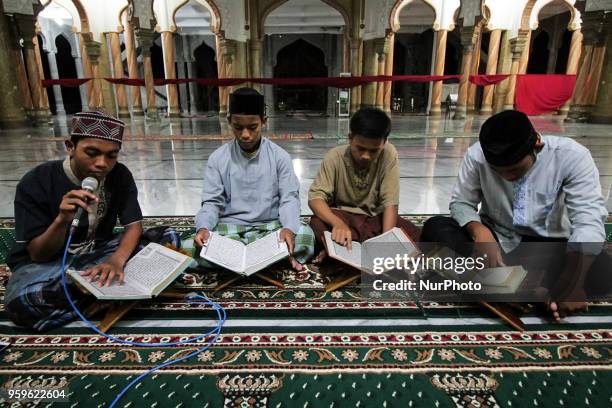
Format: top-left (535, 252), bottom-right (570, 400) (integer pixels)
top-left (59, 230), bottom-right (227, 408)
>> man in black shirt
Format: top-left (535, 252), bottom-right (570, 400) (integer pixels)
top-left (5, 111), bottom-right (143, 331)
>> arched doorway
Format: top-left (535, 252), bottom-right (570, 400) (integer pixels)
top-left (193, 41), bottom-right (219, 112)
top-left (273, 39), bottom-right (328, 112)
top-left (530, 0), bottom-right (573, 74)
top-left (527, 30), bottom-right (550, 73)
top-left (263, 0), bottom-right (346, 115)
top-left (174, 0), bottom-right (220, 115)
top-left (55, 35), bottom-right (82, 114)
top-left (391, 0), bottom-right (437, 114)
top-left (393, 29), bottom-right (434, 113)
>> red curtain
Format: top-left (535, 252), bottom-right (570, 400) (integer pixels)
top-left (515, 74), bottom-right (576, 115)
top-left (469, 74), bottom-right (509, 86)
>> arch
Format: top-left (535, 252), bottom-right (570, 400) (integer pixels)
top-left (39, 0), bottom-right (90, 33)
top-left (273, 38), bottom-right (328, 112)
top-left (260, 0), bottom-right (350, 40)
top-left (55, 34), bottom-right (82, 113)
top-left (271, 35), bottom-right (332, 67)
top-left (193, 40), bottom-right (219, 112)
top-left (390, 0), bottom-right (438, 33)
top-left (39, 0), bottom-right (83, 32)
top-left (170, 0), bottom-right (221, 34)
top-left (527, 29), bottom-right (550, 73)
top-left (530, 0), bottom-right (579, 30)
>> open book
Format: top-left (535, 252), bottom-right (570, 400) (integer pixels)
top-left (67, 243), bottom-right (193, 300)
top-left (200, 230), bottom-right (289, 276)
top-left (430, 247), bottom-right (527, 294)
top-left (324, 227), bottom-right (419, 271)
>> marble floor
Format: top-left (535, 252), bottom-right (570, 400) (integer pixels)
top-left (0, 114), bottom-right (611, 218)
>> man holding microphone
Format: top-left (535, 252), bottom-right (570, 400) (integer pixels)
top-left (4, 111), bottom-right (143, 331)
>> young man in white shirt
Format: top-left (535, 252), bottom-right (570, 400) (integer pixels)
top-left (422, 110), bottom-right (610, 321)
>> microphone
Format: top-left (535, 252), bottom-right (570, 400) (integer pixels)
top-left (70, 177), bottom-right (99, 234)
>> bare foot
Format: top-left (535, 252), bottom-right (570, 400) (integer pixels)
top-left (289, 256), bottom-right (304, 271)
top-left (313, 250), bottom-right (327, 264)
top-left (548, 300), bottom-right (587, 323)
top-left (548, 301), bottom-right (561, 323)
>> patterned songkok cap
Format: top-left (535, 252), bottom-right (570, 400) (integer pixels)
top-left (70, 111), bottom-right (125, 144)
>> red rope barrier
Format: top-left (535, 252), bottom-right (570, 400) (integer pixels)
top-left (41, 74), bottom-right (552, 89)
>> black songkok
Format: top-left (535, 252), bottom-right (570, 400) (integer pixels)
top-left (229, 90), bottom-right (265, 116)
top-left (479, 110), bottom-right (538, 166)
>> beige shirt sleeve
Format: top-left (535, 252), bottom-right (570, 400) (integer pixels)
top-left (308, 150), bottom-right (338, 203)
top-left (378, 144), bottom-right (400, 208)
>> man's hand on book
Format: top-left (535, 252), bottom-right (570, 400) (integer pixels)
top-left (279, 228), bottom-right (304, 271)
top-left (80, 259), bottom-right (125, 287)
top-left (466, 222), bottom-right (505, 268)
top-left (279, 228), bottom-right (295, 253)
top-left (331, 222), bottom-right (352, 251)
top-left (194, 228), bottom-right (210, 246)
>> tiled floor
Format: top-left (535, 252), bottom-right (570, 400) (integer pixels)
top-left (0, 114), bottom-right (611, 217)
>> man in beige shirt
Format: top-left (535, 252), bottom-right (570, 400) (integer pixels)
top-left (308, 108), bottom-right (420, 263)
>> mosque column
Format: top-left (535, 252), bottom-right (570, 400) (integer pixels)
top-left (186, 59), bottom-right (199, 114)
top-left (546, 25), bottom-right (562, 73)
top-left (430, 29), bottom-right (447, 116)
top-left (467, 24), bottom-right (482, 113)
top-left (78, 33), bottom-right (94, 110)
top-left (383, 32), bottom-right (395, 113)
top-left (136, 28), bottom-right (158, 120)
top-left (161, 31), bottom-right (180, 117)
top-left (590, 17), bottom-right (612, 123)
top-left (7, 19), bottom-right (33, 117)
top-left (566, 11), bottom-right (605, 122)
top-left (559, 29), bottom-right (582, 115)
top-left (481, 29), bottom-right (502, 114)
top-left (0, 11), bottom-right (27, 128)
top-left (493, 30), bottom-right (512, 113)
top-left (584, 29), bottom-right (608, 107)
top-left (349, 38), bottom-right (362, 113)
top-left (518, 30), bottom-right (532, 74)
top-left (33, 36), bottom-right (52, 114)
top-left (375, 37), bottom-right (387, 110)
top-left (123, 20), bottom-right (144, 116)
top-left (454, 27), bottom-right (476, 120)
top-left (73, 45), bottom-right (89, 111)
top-left (249, 39), bottom-right (263, 92)
top-left (107, 32), bottom-right (130, 118)
top-left (503, 32), bottom-right (529, 111)
top-left (176, 57), bottom-right (189, 115)
top-left (15, 15), bottom-right (51, 123)
top-left (82, 36), bottom-right (104, 110)
top-left (361, 39), bottom-right (378, 108)
top-left (217, 37), bottom-right (236, 116)
top-left (46, 50), bottom-right (66, 115)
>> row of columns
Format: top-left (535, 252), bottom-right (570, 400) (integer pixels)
top-left (1, 9), bottom-right (611, 127)
top-left (452, 14), bottom-right (592, 119)
top-left (566, 11), bottom-right (611, 123)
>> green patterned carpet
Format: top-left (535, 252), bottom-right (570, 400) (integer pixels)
top-left (0, 217), bottom-right (611, 407)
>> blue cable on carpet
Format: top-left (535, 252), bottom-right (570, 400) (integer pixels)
top-left (60, 232), bottom-right (226, 408)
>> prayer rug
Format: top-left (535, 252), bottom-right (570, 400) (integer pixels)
top-left (0, 217), bottom-right (610, 407)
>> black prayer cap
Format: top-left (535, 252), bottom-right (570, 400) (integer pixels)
top-left (229, 87), bottom-right (265, 116)
top-left (479, 110), bottom-right (538, 166)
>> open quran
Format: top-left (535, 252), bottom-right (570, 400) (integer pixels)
top-left (68, 243), bottom-right (192, 300)
top-left (200, 230), bottom-right (289, 276)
